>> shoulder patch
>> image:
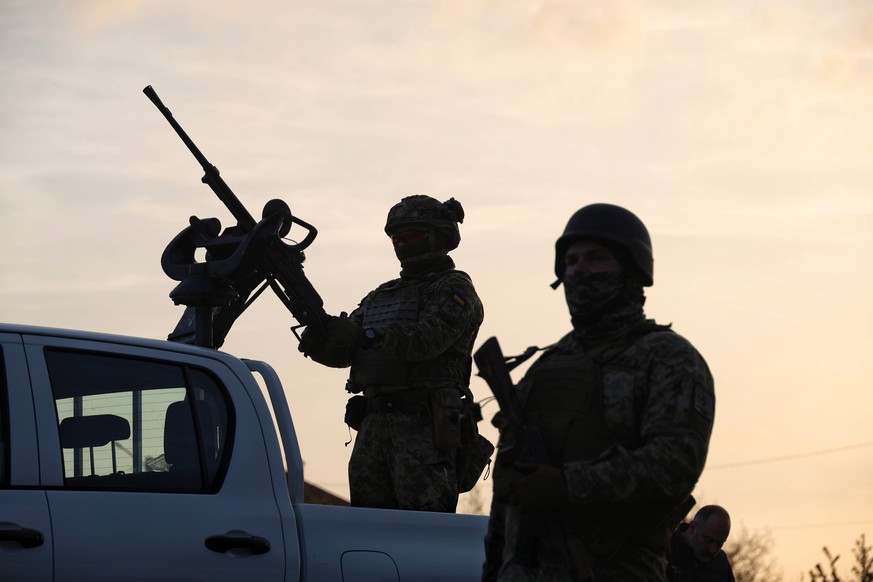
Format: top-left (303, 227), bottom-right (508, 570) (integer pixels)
top-left (438, 290), bottom-right (467, 323)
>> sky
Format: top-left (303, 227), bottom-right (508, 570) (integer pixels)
top-left (2, 0), bottom-right (872, 577)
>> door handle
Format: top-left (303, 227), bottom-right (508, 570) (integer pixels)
top-left (0, 524), bottom-right (45, 548)
top-left (205, 530), bottom-right (271, 555)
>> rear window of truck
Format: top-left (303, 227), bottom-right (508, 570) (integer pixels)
top-left (44, 348), bottom-right (233, 493)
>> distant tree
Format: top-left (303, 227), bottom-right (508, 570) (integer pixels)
top-left (851, 534), bottom-right (872, 582)
top-left (724, 527), bottom-right (783, 582)
top-left (808, 534), bottom-right (872, 582)
top-left (809, 546), bottom-right (841, 582)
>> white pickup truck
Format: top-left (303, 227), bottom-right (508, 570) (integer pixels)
top-left (0, 323), bottom-right (488, 581)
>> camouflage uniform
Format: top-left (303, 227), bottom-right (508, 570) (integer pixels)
top-left (484, 324), bottom-right (714, 580)
top-left (347, 268), bottom-right (483, 511)
top-left (483, 204), bottom-right (714, 581)
top-left (300, 195), bottom-right (484, 512)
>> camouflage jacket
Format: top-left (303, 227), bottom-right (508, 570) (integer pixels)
top-left (484, 322), bottom-right (715, 580)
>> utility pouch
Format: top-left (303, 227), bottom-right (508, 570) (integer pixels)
top-left (456, 410), bottom-right (495, 493)
top-left (344, 379), bottom-right (363, 394)
top-left (344, 395), bottom-right (368, 431)
top-left (431, 388), bottom-right (462, 452)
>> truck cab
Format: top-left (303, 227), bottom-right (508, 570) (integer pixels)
top-left (0, 324), bottom-right (487, 581)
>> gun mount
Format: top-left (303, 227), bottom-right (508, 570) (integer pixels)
top-left (145, 85), bottom-right (328, 349)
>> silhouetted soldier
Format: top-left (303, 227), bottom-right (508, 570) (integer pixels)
top-left (483, 203), bottom-right (715, 580)
top-left (300, 195), bottom-right (484, 512)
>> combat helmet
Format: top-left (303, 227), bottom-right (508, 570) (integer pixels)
top-left (384, 195), bottom-right (465, 251)
top-left (554, 203), bottom-right (653, 286)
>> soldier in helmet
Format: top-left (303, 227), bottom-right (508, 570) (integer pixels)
top-left (299, 195), bottom-right (485, 512)
top-left (483, 203), bottom-right (715, 580)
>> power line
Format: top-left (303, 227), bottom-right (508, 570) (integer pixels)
top-left (707, 441), bottom-right (873, 470)
top-left (770, 520), bottom-right (873, 531)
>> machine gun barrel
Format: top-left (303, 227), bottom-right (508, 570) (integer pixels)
top-left (143, 85), bottom-right (256, 230)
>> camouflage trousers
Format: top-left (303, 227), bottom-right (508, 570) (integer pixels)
top-left (348, 409), bottom-right (458, 512)
top-left (488, 506), bottom-right (670, 581)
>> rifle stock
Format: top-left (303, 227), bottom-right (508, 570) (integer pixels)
top-left (474, 337), bottom-right (594, 581)
top-left (473, 337), bottom-right (549, 464)
top-left (144, 85), bottom-right (329, 348)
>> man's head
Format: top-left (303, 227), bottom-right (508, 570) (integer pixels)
top-left (563, 239), bottom-right (626, 278)
top-left (553, 203), bottom-right (653, 287)
top-left (554, 204), bottom-right (652, 326)
top-left (384, 195), bottom-right (464, 265)
top-left (684, 505), bottom-right (732, 562)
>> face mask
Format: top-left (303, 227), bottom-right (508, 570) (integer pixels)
top-left (563, 271), bottom-right (628, 321)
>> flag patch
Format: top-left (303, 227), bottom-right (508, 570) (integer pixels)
top-left (439, 291), bottom-right (467, 323)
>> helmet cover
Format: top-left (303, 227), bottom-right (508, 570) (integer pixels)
top-left (385, 195), bottom-right (465, 251)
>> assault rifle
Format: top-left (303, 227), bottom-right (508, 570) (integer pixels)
top-left (144, 85), bottom-right (329, 349)
top-left (474, 337), bottom-right (593, 581)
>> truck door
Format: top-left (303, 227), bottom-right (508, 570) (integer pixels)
top-left (24, 335), bottom-right (289, 582)
top-left (0, 335), bottom-right (53, 582)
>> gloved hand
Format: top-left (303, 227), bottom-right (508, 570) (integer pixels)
top-left (509, 463), bottom-right (569, 516)
top-left (325, 313), bottom-right (361, 351)
top-left (298, 324), bottom-right (327, 358)
top-left (298, 314), bottom-right (361, 368)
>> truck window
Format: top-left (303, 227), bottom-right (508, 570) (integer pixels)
top-left (44, 349), bottom-right (232, 492)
